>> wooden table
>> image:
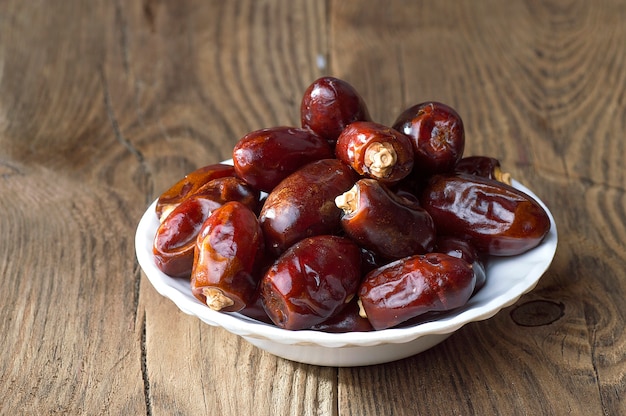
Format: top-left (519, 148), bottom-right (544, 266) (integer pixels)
top-left (1, 1), bottom-right (625, 414)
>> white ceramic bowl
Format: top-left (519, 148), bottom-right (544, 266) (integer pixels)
top-left (135, 178), bottom-right (557, 367)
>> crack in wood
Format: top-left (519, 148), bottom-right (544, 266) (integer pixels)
top-left (141, 313), bottom-right (153, 416)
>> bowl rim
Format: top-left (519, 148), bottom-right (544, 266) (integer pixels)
top-left (135, 176), bottom-right (558, 348)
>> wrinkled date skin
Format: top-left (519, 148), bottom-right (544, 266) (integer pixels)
top-left (392, 101), bottom-right (465, 176)
top-left (435, 235), bottom-right (487, 295)
top-left (260, 235), bottom-right (362, 330)
top-left (155, 163), bottom-right (235, 221)
top-left (300, 77), bottom-right (372, 145)
top-left (359, 253), bottom-right (476, 330)
top-left (455, 156), bottom-right (511, 184)
top-left (233, 126), bottom-right (333, 193)
top-left (191, 201), bottom-right (265, 312)
top-left (153, 195), bottom-right (223, 278)
top-left (421, 173), bottom-right (551, 256)
top-left (335, 121), bottom-right (414, 184)
top-left (259, 159), bottom-right (358, 256)
top-left (336, 178), bottom-right (435, 260)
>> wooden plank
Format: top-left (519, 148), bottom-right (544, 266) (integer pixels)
top-left (0, 0), bottom-right (149, 414)
top-left (329, 0), bottom-right (626, 414)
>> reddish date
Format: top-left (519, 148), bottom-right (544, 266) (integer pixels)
top-left (259, 159), bottom-right (358, 256)
top-left (153, 176), bottom-right (260, 278)
top-left (153, 194), bottom-right (223, 278)
top-left (233, 126), bottom-right (333, 193)
top-left (336, 179), bottom-right (435, 260)
top-left (358, 253), bottom-right (476, 330)
top-left (155, 163), bottom-right (235, 221)
top-left (301, 77), bottom-right (372, 145)
top-left (393, 101), bottom-right (465, 176)
top-left (260, 235), bottom-right (362, 330)
top-left (421, 173), bottom-right (551, 256)
top-left (335, 121), bottom-right (414, 184)
top-left (191, 201), bottom-right (265, 312)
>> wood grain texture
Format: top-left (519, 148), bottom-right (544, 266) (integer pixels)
top-left (1, 0), bottom-right (625, 415)
top-left (330, 0), bottom-right (626, 414)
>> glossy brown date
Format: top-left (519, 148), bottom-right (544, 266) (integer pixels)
top-left (434, 235), bottom-right (487, 295)
top-left (421, 173), bottom-right (551, 256)
top-left (233, 126), bottom-right (333, 192)
top-left (153, 195), bottom-right (222, 278)
top-left (335, 121), bottom-right (414, 184)
top-left (260, 235), bottom-right (362, 330)
top-left (155, 163), bottom-right (235, 221)
top-left (358, 253), bottom-right (476, 330)
top-left (259, 159), bottom-right (358, 256)
top-left (455, 156), bottom-right (511, 184)
top-left (392, 101), bottom-right (465, 176)
top-left (336, 178), bottom-right (435, 260)
top-left (191, 201), bottom-right (265, 312)
top-left (300, 77), bottom-right (372, 145)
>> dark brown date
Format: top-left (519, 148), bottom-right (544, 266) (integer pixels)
top-left (358, 253), bottom-right (476, 330)
top-left (233, 126), bottom-right (333, 192)
top-left (421, 173), bottom-right (551, 256)
top-left (335, 121), bottom-right (414, 184)
top-left (336, 179), bottom-right (435, 259)
top-left (260, 235), bottom-right (362, 330)
top-left (153, 195), bottom-right (222, 278)
top-left (191, 201), bottom-right (265, 312)
top-left (155, 163), bottom-right (235, 221)
top-left (454, 156), bottom-right (511, 184)
top-left (310, 297), bottom-right (373, 333)
top-left (434, 235), bottom-right (487, 295)
top-left (259, 159), bottom-right (358, 256)
top-left (300, 77), bottom-right (372, 145)
top-left (392, 101), bottom-right (465, 176)
top-left (238, 289), bottom-right (273, 324)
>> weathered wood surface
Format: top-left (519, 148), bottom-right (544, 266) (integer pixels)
top-left (1, 0), bottom-right (625, 414)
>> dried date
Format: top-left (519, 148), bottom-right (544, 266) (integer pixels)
top-left (421, 173), bottom-right (551, 256)
top-left (358, 253), bottom-right (475, 330)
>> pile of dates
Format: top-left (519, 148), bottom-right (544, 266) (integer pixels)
top-left (152, 76), bottom-right (551, 332)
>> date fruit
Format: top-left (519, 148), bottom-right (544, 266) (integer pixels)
top-left (155, 163), bottom-right (235, 221)
top-left (193, 176), bottom-right (261, 213)
top-left (233, 126), bottom-right (333, 192)
top-left (301, 77), bottom-right (372, 145)
top-left (153, 194), bottom-right (223, 278)
top-left (259, 159), bottom-right (357, 256)
top-left (310, 298), bottom-right (374, 333)
top-left (421, 173), bottom-right (551, 256)
top-left (260, 235), bottom-right (362, 330)
top-left (191, 201), bottom-right (265, 312)
top-left (358, 253), bottom-right (476, 330)
top-left (455, 156), bottom-right (511, 184)
top-left (392, 101), bottom-right (465, 176)
top-left (335, 121), bottom-right (414, 184)
top-left (336, 179), bottom-right (435, 259)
